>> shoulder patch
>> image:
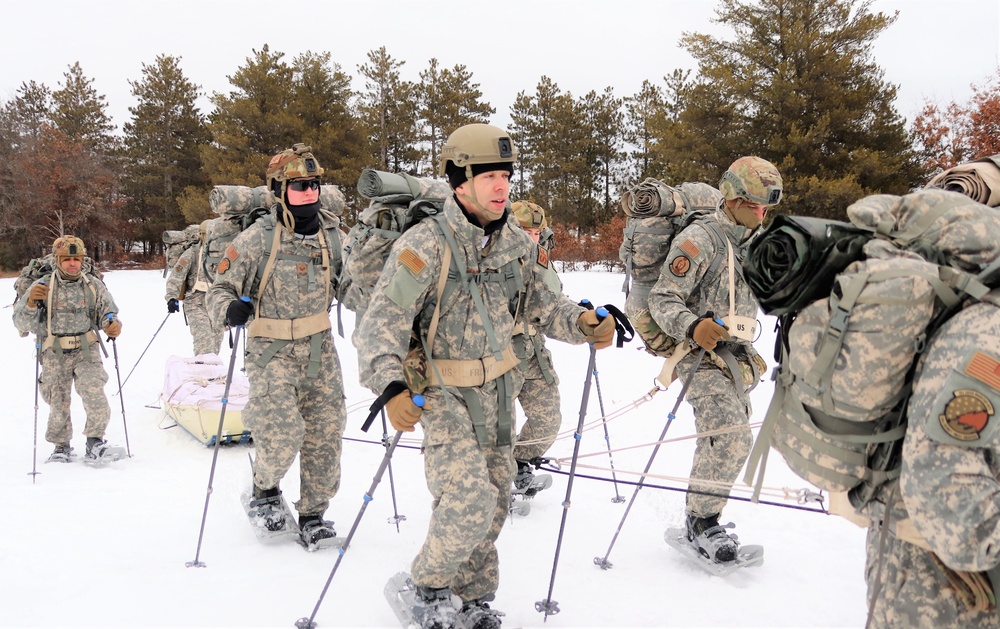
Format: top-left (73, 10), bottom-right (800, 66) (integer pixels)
top-left (938, 389), bottom-right (994, 442)
top-left (398, 248), bottom-right (427, 276)
top-left (669, 255), bottom-right (691, 277)
top-left (679, 239), bottom-right (701, 258)
top-left (174, 263), bottom-right (184, 273)
top-left (537, 246), bottom-right (549, 268)
top-left (964, 351), bottom-right (1000, 392)
top-left (217, 258), bottom-right (230, 274)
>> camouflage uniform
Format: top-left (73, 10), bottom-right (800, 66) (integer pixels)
top-left (357, 197), bottom-right (588, 601)
top-left (864, 292), bottom-right (1000, 628)
top-left (13, 270), bottom-right (119, 446)
top-left (206, 210), bottom-right (346, 518)
top-left (165, 243), bottom-right (221, 356)
top-left (511, 324), bottom-right (561, 463)
top-left (648, 205), bottom-right (764, 518)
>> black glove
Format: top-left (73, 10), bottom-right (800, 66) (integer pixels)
top-left (225, 299), bottom-right (254, 327)
top-left (167, 298), bottom-right (180, 314)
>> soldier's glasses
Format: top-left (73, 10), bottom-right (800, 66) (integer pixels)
top-left (288, 179), bottom-right (320, 192)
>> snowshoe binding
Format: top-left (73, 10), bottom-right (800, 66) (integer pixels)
top-left (456, 597), bottom-right (504, 629)
top-left (663, 514), bottom-right (764, 576)
top-left (384, 571), bottom-right (459, 629)
top-left (511, 461), bottom-right (552, 498)
top-left (46, 443), bottom-right (75, 463)
top-left (244, 485), bottom-right (299, 543)
top-left (508, 494), bottom-right (530, 517)
top-left (82, 437), bottom-right (126, 467)
top-left (297, 514), bottom-right (344, 552)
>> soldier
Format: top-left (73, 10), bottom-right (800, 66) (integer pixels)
top-left (165, 222), bottom-right (223, 356)
top-left (648, 156), bottom-right (780, 564)
top-left (207, 144), bottom-right (347, 550)
top-left (12, 236), bottom-right (123, 462)
top-left (862, 165), bottom-right (1000, 628)
top-left (356, 123), bottom-right (615, 629)
top-left (509, 201), bottom-right (560, 498)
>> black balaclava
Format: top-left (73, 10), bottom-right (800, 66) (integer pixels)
top-left (274, 182), bottom-right (321, 236)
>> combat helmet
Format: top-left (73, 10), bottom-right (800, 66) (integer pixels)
top-left (53, 235), bottom-right (86, 260)
top-left (267, 143), bottom-right (323, 198)
top-left (719, 156), bottom-right (783, 206)
top-left (512, 201), bottom-right (547, 229)
top-left (438, 124), bottom-right (518, 220)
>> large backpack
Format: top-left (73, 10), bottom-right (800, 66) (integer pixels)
top-left (339, 170), bottom-right (453, 321)
top-left (617, 178), bottom-right (725, 357)
top-left (743, 189), bottom-right (1000, 511)
top-left (162, 224), bottom-right (201, 279)
top-left (12, 254), bottom-right (104, 337)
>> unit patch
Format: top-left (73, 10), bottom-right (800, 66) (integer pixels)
top-left (939, 389), bottom-right (994, 441)
top-left (217, 245), bottom-right (239, 275)
top-left (398, 248), bottom-right (426, 276)
top-left (669, 255), bottom-right (691, 277)
top-left (537, 246), bottom-right (549, 268)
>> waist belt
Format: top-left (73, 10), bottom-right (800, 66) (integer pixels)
top-left (193, 280), bottom-right (210, 292)
top-left (43, 330), bottom-right (99, 351)
top-left (427, 345), bottom-right (520, 388)
top-left (247, 312), bottom-right (331, 340)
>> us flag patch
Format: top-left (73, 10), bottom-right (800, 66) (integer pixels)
top-left (964, 351), bottom-right (1000, 392)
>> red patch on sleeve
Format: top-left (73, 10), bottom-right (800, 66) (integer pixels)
top-left (669, 255), bottom-right (690, 277)
top-left (537, 246), bottom-right (549, 268)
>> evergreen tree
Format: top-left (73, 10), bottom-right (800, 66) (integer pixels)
top-left (623, 79), bottom-right (666, 182)
top-left (2, 81), bottom-right (53, 146)
top-left (670, 0), bottom-right (922, 219)
top-left (122, 54), bottom-right (210, 254)
top-left (579, 86), bottom-right (626, 224)
top-left (417, 58), bottom-right (495, 176)
top-left (358, 47), bottom-right (419, 172)
top-left (50, 62), bottom-right (117, 154)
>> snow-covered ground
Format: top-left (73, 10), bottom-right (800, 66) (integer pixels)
top-left (0, 269), bottom-right (868, 628)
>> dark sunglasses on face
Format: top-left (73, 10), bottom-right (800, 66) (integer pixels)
top-left (288, 179), bottom-right (320, 192)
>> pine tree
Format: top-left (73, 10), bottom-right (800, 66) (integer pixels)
top-left (358, 47), bottom-right (419, 173)
top-left (417, 58), bottom-right (495, 176)
top-left (121, 54), bottom-right (210, 254)
top-left (50, 62), bottom-right (117, 154)
top-left (668, 0), bottom-right (922, 219)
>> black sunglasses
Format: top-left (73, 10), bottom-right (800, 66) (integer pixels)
top-left (288, 179), bottom-right (320, 192)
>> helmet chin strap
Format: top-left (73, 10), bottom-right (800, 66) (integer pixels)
top-left (276, 180), bottom-right (297, 232)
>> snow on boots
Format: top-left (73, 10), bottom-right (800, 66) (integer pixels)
top-left (686, 514), bottom-right (739, 563)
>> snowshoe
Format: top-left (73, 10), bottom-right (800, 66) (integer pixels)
top-left (456, 598), bottom-right (504, 629)
top-left (384, 571), bottom-right (459, 629)
top-left (82, 438), bottom-right (126, 467)
top-left (297, 514), bottom-right (345, 552)
top-left (508, 494), bottom-right (530, 517)
top-left (511, 462), bottom-right (552, 498)
top-left (663, 517), bottom-right (764, 577)
top-left (46, 443), bottom-right (75, 464)
top-left (243, 486), bottom-right (299, 543)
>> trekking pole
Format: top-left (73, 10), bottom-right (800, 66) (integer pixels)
top-left (295, 395), bottom-right (424, 629)
top-left (381, 408), bottom-right (406, 532)
top-left (535, 307), bottom-right (608, 621)
top-left (109, 337), bottom-right (133, 457)
top-left (28, 304), bottom-right (45, 483)
top-left (186, 297), bottom-right (249, 568)
top-left (593, 344), bottom-right (709, 570)
top-left (115, 312), bottom-right (171, 396)
top-left (579, 299), bottom-right (625, 503)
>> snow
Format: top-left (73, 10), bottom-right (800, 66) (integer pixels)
top-left (0, 269), bottom-right (869, 628)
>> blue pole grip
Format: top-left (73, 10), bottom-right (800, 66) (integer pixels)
top-left (596, 306), bottom-right (609, 321)
top-left (714, 317), bottom-right (726, 327)
top-left (240, 296), bottom-right (252, 303)
top-left (412, 394), bottom-right (425, 408)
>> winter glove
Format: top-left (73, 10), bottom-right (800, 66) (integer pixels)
top-left (688, 316), bottom-right (730, 351)
top-left (577, 309), bottom-right (616, 350)
top-left (103, 318), bottom-right (122, 339)
top-left (28, 283), bottom-right (49, 308)
top-left (225, 299), bottom-right (254, 327)
top-left (167, 298), bottom-right (180, 314)
top-left (385, 390), bottom-right (423, 432)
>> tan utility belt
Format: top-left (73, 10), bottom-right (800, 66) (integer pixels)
top-left (193, 280), bottom-right (210, 292)
top-left (428, 345), bottom-right (520, 388)
top-left (247, 312), bottom-right (331, 340)
top-left (511, 321), bottom-right (537, 337)
top-left (43, 330), bottom-right (99, 351)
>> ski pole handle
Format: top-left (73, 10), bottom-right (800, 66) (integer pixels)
top-left (596, 306), bottom-right (609, 321)
top-left (412, 394), bottom-right (425, 408)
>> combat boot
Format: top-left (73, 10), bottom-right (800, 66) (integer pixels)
top-left (248, 485), bottom-right (286, 532)
top-left (413, 584), bottom-right (457, 629)
top-left (457, 597), bottom-right (504, 629)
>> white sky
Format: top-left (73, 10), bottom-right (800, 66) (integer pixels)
top-left (1, 0), bottom-right (998, 133)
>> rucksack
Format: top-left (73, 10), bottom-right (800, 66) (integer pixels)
top-left (162, 224), bottom-right (201, 279)
top-left (12, 253), bottom-right (104, 337)
top-left (617, 178), bottom-right (725, 357)
top-left (339, 170), bottom-right (453, 321)
top-left (742, 189), bottom-right (1000, 511)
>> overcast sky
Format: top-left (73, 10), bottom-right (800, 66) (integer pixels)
top-left (1, 0), bottom-right (997, 134)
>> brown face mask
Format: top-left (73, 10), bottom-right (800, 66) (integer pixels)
top-left (726, 199), bottom-right (768, 230)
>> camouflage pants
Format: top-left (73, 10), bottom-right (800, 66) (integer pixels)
top-left (865, 520), bottom-right (1000, 628)
top-left (512, 373), bottom-right (562, 463)
top-left (39, 343), bottom-right (110, 445)
top-left (676, 360), bottom-right (752, 518)
top-left (183, 292), bottom-right (222, 357)
top-left (411, 378), bottom-right (515, 602)
top-left (244, 332), bottom-right (346, 516)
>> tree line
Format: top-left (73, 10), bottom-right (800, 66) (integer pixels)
top-left (1, 0), bottom-right (997, 271)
